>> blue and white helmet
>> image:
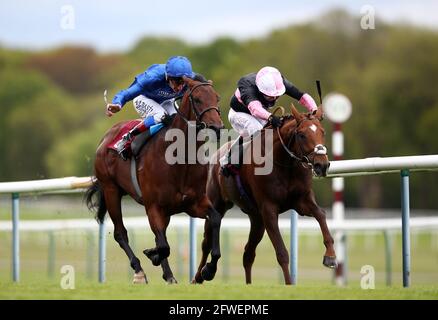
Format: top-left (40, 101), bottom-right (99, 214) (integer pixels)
top-left (165, 56), bottom-right (195, 78)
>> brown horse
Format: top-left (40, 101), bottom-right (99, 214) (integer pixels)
top-left (193, 104), bottom-right (336, 285)
top-left (85, 77), bottom-right (224, 284)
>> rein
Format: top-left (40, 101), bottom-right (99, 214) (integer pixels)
top-left (274, 119), bottom-right (327, 170)
top-left (173, 82), bottom-right (220, 129)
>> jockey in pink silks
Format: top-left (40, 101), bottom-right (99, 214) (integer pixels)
top-left (220, 66), bottom-right (318, 177)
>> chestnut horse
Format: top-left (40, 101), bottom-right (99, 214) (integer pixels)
top-left (85, 77), bottom-right (224, 284)
top-left (193, 104), bottom-right (336, 285)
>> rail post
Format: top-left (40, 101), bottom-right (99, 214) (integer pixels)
top-left (401, 169), bottom-right (411, 287)
top-left (189, 217), bottom-right (197, 282)
top-left (12, 192), bottom-right (20, 282)
top-left (98, 219), bottom-right (106, 283)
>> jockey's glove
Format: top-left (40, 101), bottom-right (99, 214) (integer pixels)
top-left (268, 115), bottom-right (282, 128)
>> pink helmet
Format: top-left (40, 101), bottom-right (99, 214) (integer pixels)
top-left (255, 66), bottom-right (286, 97)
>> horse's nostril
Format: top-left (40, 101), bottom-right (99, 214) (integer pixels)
top-left (313, 162), bottom-right (328, 177)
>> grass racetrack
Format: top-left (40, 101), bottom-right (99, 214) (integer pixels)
top-left (1, 279), bottom-right (438, 300)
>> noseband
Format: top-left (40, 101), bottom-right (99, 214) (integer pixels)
top-left (275, 119), bottom-right (327, 170)
top-left (173, 82), bottom-right (221, 129)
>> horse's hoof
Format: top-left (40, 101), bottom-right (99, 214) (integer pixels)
top-left (133, 270), bottom-right (148, 284)
top-left (323, 256), bottom-right (337, 269)
top-left (191, 274), bottom-right (204, 284)
top-left (166, 277), bottom-right (178, 285)
top-left (162, 273), bottom-right (178, 284)
top-left (143, 248), bottom-right (156, 258)
top-left (143, 249), bottom-right (162, 266)
top-left (201, 263), bottom-right (217, 281)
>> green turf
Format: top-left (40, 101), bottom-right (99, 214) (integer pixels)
top-left (1, 279), bottom-right (437, 300)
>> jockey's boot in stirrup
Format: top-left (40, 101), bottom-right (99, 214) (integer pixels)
top-left (115, 116), bottom-right (155, 160)
top-left (220, 136), bottom-right (244, 177)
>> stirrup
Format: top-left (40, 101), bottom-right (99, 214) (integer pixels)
top-left (115, 134), bottom-right (132, 161)
top-left (115, 133), bottom-right (131, 152)
top-left (115, 140), bottom-right (126, 153)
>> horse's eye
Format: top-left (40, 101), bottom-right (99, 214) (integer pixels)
top-left (297, 132), bottom-right (306, 140)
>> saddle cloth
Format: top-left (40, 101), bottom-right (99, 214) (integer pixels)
top-left (107, 119), bottom-right (164, 157)
top-left (107, 120), bottom-right (141, 151)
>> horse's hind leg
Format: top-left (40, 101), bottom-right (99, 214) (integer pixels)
top-left (103, 183), bottom-right (147, 284)
top-left (160, 259), bottom-right (177, 284)
top-left (243, 214), bottom-right (265, 284)
top-left (262, 204), bottom-right (292, 285)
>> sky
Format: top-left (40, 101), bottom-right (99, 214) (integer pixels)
top-left (1, 0), bottom-right (438, 52)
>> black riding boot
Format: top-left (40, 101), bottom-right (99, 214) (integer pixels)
top-left (115, 121), bottom-right (149, 160)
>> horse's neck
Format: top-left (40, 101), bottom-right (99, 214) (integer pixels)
top-left (271, 122), bottom-right (302, 174)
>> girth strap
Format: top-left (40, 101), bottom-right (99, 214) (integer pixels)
top-left (130, 157), bottom-right (143, 200)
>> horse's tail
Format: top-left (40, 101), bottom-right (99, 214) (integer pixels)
top-left (84, 178), bottom-right (107, 224)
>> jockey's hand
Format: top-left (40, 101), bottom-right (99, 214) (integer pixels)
top-left (268, 115), bottom-right (282, 128)
top-left (106, 104), bottom-right (121, 117)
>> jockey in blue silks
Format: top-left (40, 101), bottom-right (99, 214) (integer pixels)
top-left (106, 56), bottom-right (207, 159)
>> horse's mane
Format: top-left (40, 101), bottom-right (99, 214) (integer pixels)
top-left (262, 112), bottom-right (319, 131)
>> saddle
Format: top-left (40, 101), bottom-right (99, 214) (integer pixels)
top-left (107, 115), bottom-right (175, 159)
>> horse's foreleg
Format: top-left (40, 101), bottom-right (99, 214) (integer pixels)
top-left (243, 214), bottom-right (265, 284)
top-left (193, 219), bottom-right (212, 284)
top-left (188, 197), bottom-right (223, 282)
top-left (200, 206), bottom-right (222, 281)
top-left (313, 207), bottom-right (337, 269)
top-left (103, 184), bottom-right (147, 284)
top-left (160, 259), bottom-right (177, 284)
top-left (261, 204), bottom-right (292, 285)
top-left (144, 205), bottom-right (171, 267)
top-left (296, 194), bottom-right (337, 269)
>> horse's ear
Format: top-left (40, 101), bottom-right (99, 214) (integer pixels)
top-left (182, 76), bottom-right (194, 87)
top-left (315, 104), bottom-right (324, 121)
top-left (290, 103), bottom-right (304, 122)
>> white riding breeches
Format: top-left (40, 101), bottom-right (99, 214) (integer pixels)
top-left (228, 108), bottom-right (268, 138)
top-left (132, 95), bottom-right (177, 123)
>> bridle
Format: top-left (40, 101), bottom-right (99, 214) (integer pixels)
top-left (173, 82), bottom-right (221, 129)
top-left (275, 117), bottom-right (327, 170)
